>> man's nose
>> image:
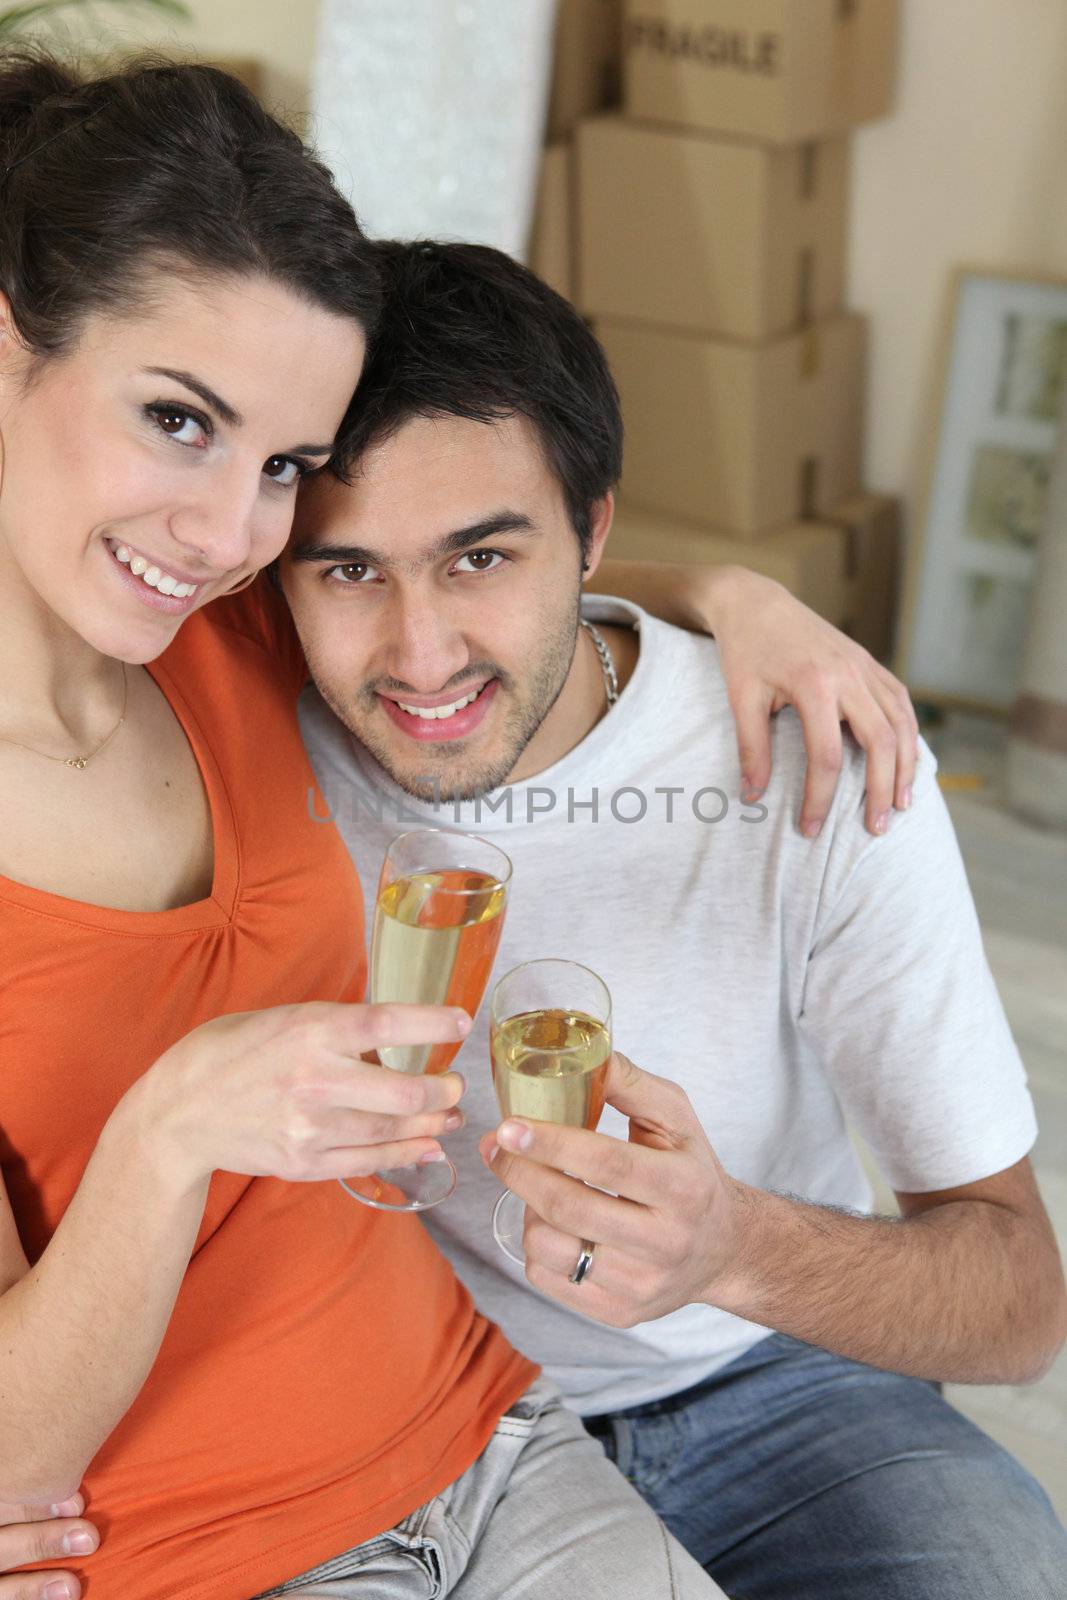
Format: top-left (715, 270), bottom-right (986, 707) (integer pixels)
top-left (384, 589), bottom-right (470, 692)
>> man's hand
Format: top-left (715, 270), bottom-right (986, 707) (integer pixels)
top-left (485, 1053), bottom-right (1067, 1384)
top-left (480, 1053), bottom-right (741, 1327)
top-left (0, 1493), bottom-right (97, 1599)
top-left (703, 567), bottom-right (919, 838)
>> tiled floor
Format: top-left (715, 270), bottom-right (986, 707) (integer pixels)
top-left (867, 714), bottom-right (1067, 1520)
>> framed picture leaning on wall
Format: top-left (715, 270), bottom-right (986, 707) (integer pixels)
top-left (898, 267), bottom-right (1067, 712)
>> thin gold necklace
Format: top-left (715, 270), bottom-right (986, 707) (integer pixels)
top-left (0, 663), bottom-right (128, 770)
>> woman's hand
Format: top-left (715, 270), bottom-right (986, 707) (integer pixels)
top-left (123, 1001), bottom-right (471, 1191)
top-left (593, 555), bottom-right (919, 838)
top-left (0, 1492), bottom-right (98, 1599)
top-left (705, 567), bottom-right (919, 837)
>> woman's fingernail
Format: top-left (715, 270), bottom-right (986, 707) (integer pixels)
top-left (875, 811), bottom-right (890, 834)
top-left (741, 786), bottom-right (764, 805)
top-left (451, 1009), bottom-right (472, 1035)
top-left (63, 1530), bottom-right (96, 1554)
top-left (499, 1120), bottom-right (533, 1152)
top-left (45, 1582), bottom-right (75, 1600)
top-left (444, 1110), bottom-right (464, 1132)
top-left (418, 1148), bottom-right (448, 1164)
top-left (900, 786), bottom-right (912, 810)
top-left (802, 819), bottom-right (822, 839)
top-left (51, 1498), bottom-right (81, 1517)
top-left (486, 1142), bottom-right (499, 1163)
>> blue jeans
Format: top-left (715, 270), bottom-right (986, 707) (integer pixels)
top-left (583, 1333), bottom-right (1067, 1600)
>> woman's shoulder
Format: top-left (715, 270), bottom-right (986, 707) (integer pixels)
top-left (159, 576), bottom-right (308, 697)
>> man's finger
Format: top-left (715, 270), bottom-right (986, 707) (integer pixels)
top-left (794, 696), bottom-right (843, 838)
top-left (486, 1142), bottom-right (651, 1247)
top-left (597, 1052), bottom-right (708, 1148)
top-left (730, 684), bottom-right (774, 802)
top-left (489, 1120), bottom-right (687, 1212)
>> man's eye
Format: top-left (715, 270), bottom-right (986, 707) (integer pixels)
top-left (453, 550), bottom-right (506, 574)
top-left (326, 562), bottom-right (379, 584)
top-left (146, 403), bottom-right (209, 448)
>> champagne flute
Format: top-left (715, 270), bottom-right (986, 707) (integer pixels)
top-left (489, 959), bottom-right (612, 1263)
top-left (340, 828), bottom-right (511, 1212)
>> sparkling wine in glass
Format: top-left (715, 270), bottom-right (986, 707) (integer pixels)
top-left (340, 829), bottom-right (511, 1212)
top-left (490, 959), bottom-right (612, 1262)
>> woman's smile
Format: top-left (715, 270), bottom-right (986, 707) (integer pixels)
top-left (102, 536), bottom-right (209, 616)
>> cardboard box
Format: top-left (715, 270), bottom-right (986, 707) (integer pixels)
top-left (577, 117), bottom-right (847, 339)
top-left (609, 503), bottom-right (849, 623)
top-left (831, 492), bottom-right (901, 660)
top-left (529, 144), bottom-right (576, 302)
top-left (547, 0), bottom-right (623, 140)
top-left (598, 313), bottom-right (865, 533)
top-left (622, 0), bottom-right (899, 144)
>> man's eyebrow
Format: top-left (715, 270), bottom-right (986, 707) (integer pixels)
top-left (291, 513), bottom-right (538, 569)
top-left (142, 367), bottom-right (335, 456)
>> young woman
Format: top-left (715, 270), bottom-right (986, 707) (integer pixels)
top-left (0, 51), bottom-right (915, 1600)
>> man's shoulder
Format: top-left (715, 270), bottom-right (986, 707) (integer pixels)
top-left (584, 594), bottom-right (732, 713)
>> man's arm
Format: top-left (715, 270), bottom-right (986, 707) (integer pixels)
top-left (483, 1070), bottom-right (1066, 1386)
top-left (482, 753), bottom-right (1063, 1386)
top-left (593, 559), bottom-right (918, 839)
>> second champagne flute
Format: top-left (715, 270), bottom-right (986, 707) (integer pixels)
top-left (340, 828), bottom-right (511, 1212)
top-left (489, 958), bottom-right (612, 1264)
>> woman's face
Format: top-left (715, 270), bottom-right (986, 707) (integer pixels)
top-left (0, 269), bottom-right (366, 662)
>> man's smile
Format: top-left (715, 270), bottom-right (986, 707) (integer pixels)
top-left (377, 678), bottom-right (500, 742)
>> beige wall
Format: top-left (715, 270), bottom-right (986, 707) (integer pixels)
top-left (54, 0), bottom-right (321, 120)
top-left (67, 0), bottom-right (1067, 525)
top-left (174, 0), bottom-right (320, 117)
top-left (164, 0), bottom-right (1067, 519)
top-left (850, 0), bottom-right (1067, 504)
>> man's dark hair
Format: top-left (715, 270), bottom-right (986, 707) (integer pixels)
top-left (336, 240), bottom-right (623, 559)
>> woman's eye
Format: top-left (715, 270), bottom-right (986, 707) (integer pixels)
top-left (263, 456), bottom-right (306, 489)
top-left (147, 404), bottom-right (209, 448)
top-left (326, 562), bottom-right (380, 585)
top-left (454, 549), bottom-right (505, 574)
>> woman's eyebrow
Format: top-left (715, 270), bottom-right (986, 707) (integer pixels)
top-left (143, 366), bottom-right (243, 427)
top-left (142, 367), bottom-right (334, 455)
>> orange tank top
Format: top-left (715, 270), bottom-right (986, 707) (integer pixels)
top-left (0, 581), bottom-right (535, 1600)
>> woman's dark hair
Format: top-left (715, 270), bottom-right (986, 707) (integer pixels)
top-left (338, 240), bottom-right (623, 559)
top-left (0, 50), bottom-right (381, 361)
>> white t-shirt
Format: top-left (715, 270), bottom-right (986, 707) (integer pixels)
top-left (298, 597), bottom-right (1037, 1414)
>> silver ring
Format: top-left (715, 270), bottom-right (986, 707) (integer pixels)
top-left (569, 1239), bottom-right (597, 1285)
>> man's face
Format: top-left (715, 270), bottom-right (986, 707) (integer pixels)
top-left (281, 413), bottom-right (607, 801)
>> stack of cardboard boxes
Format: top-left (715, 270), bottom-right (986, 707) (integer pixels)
top-left (529, 0), bottom-right (902, 660)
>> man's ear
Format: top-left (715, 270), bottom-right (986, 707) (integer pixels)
top-left (580, 490), bottom-right (615, 582)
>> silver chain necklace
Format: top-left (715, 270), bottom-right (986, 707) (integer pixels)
top-left (581, 618), bottom-right (619, 707)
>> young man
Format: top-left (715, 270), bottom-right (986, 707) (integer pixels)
top-left (277, 241), bottom-right (1066, 1599)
